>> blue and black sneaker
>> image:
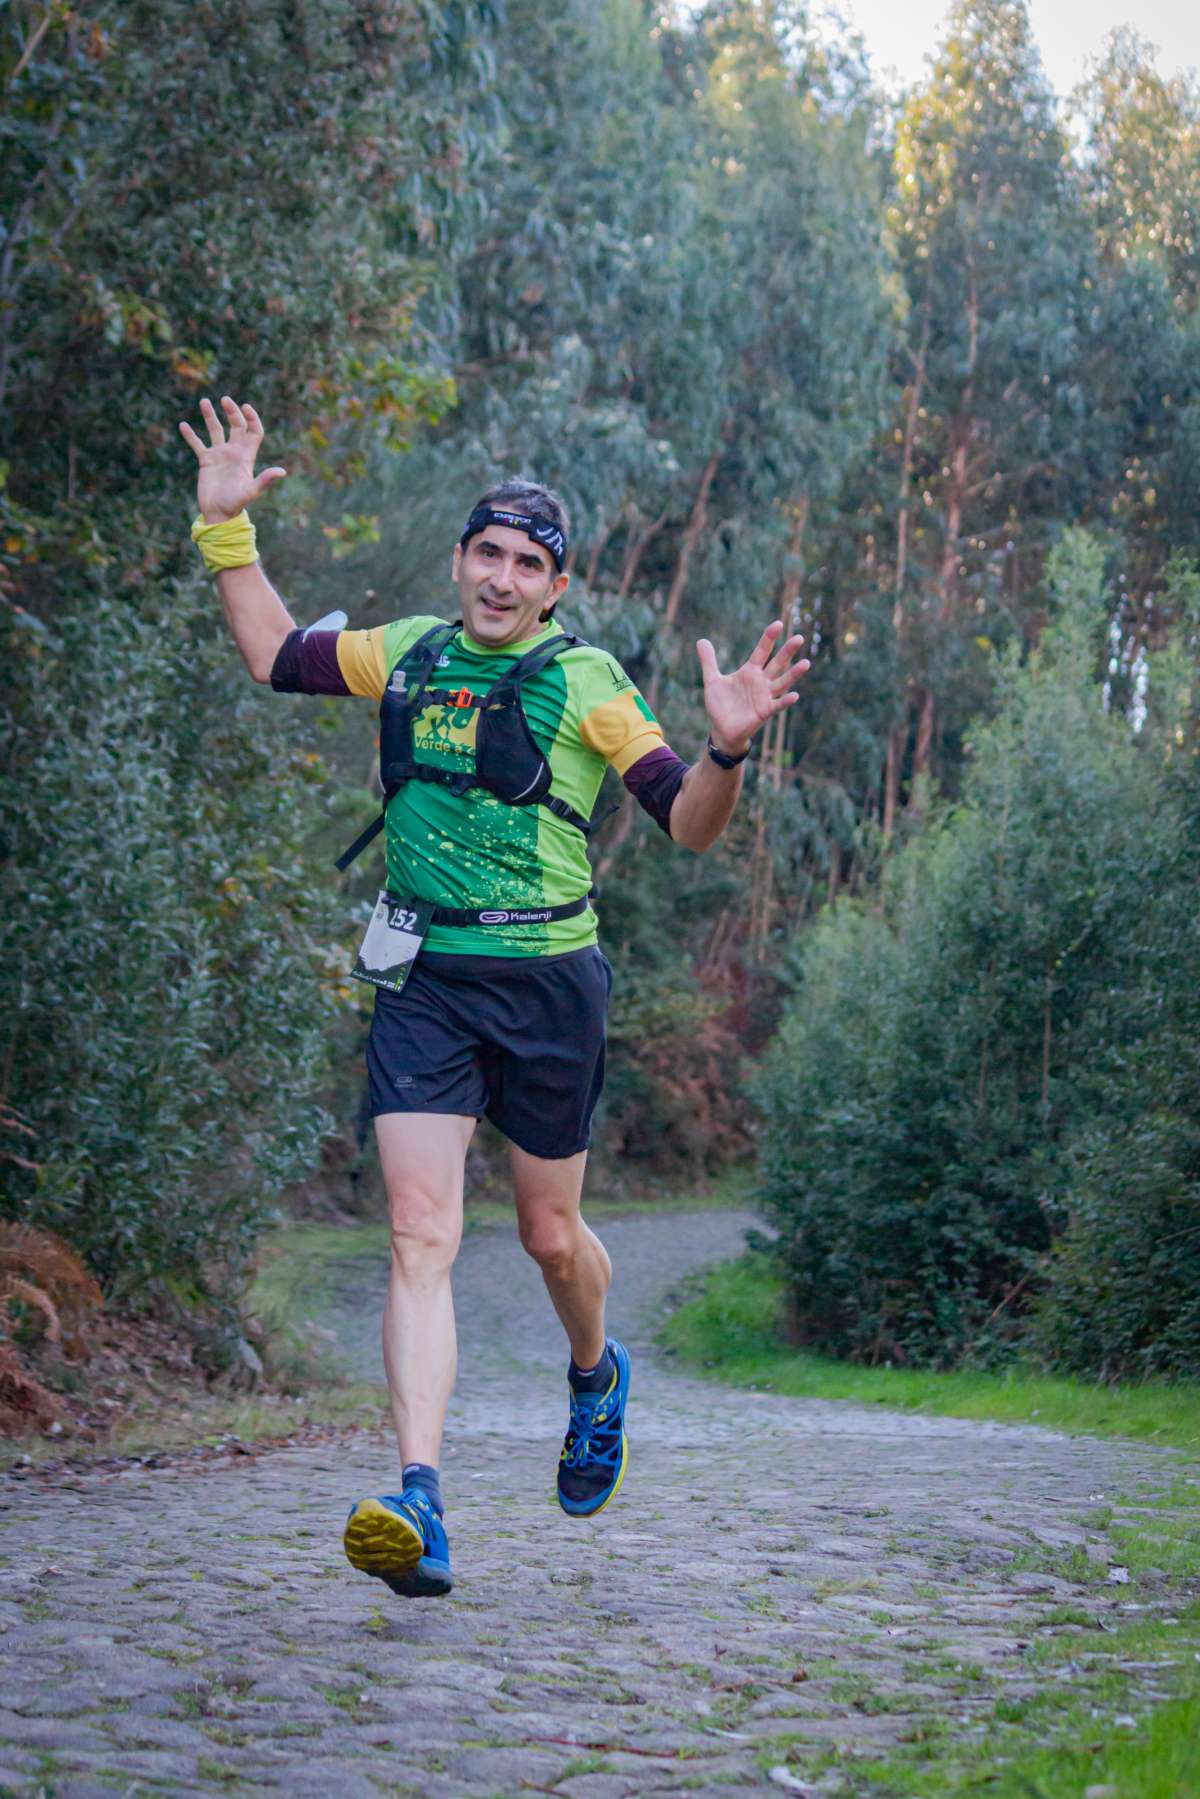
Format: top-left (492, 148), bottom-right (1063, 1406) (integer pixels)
top-left (343, 1488), bottom-right (453, 1598)
top-left (556, 1337), bottom-right (630, 1518)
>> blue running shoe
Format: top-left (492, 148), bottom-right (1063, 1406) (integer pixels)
top-left (343, 1488), bottom-right (453, 1598)
top-left (556, 1338), bottom-right (630, 1517)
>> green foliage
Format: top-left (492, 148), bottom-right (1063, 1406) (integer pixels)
top-left (1037, 1114), bottom-right (1200, 1381)
top-left (1, 0), bottom-right (498, 585)
top-left (758, 530), bottom-right (1200, 1373)
top-left (0, 0), bottom-right (498, 1333)
top-left (1080, 29), bottom-right (1200, 310)
top-left (0, 585), bottom-right (342, 1326)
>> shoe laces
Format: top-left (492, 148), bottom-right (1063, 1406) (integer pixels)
top-left (563, 1384), bottom-right (620, 1470)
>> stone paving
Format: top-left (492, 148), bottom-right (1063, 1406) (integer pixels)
top-left (0, 1209), bottom-right (1193, 1797)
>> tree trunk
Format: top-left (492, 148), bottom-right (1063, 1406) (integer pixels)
top-left (885, 316), bottom-right (927, 840)
top-left (617, 506), bottom-right (668, 598)
top-left (909, 686), bottom-right (935, 810)
top-left (748, 500), bottom-right (807, 960)
top-left (1041, 956), bottom-right (1053, 1119)
top-left (592, 794), bottom-right (635, 885)
top-left (584, 518), bottom-right (615, 589)
top-left (882, 717), bottom-right (904, 841)
top-left (647, 452), bottom-right (720, 712)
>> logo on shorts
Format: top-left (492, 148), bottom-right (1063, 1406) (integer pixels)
top-left (393, 1074), bottom-right (414, 1088)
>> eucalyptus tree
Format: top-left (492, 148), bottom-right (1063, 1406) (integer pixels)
top-left (1077, 31), bottom-right (1200, 313)
top-left (884, 0), bottom-right (1092, 821)
top-left (1070, 35), bottom-right (1200, 641)
top-left (670, 0), bottom-right (893, 950)
top-left (450, 0), bottom-right (699, 551)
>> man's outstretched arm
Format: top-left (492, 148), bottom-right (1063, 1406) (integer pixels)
top-left (666, 619), bottom-right (810, 852)
top-left (180, 395), bottom-right (294, 683)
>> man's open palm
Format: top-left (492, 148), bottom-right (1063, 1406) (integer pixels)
top-left (697, 620), bottom-right (810, 751)
top-left (179, 396), bottom-right (286, 523)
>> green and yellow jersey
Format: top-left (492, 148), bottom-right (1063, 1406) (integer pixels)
top-left (276, 615), bottom-right (667, 957)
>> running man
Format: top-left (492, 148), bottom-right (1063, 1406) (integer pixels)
top-left (181, 395), bottom-right (809, 1598)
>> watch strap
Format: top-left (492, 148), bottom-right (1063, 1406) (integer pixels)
top-left (706, 734), bottom-right (751, 770)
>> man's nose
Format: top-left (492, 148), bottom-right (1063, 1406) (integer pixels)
top-left (488, 558), bottom-right (515, 594)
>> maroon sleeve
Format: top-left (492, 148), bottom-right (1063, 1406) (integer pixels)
top-left (270, 629), bottom-right (352, 696)
top-left (622, 745), bottom-right (689, 838)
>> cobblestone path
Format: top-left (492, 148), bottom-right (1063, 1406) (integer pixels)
top-left (0, 1210), bottom-right (1191, 1797)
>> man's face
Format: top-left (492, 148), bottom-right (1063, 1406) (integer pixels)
top-left (452, 525), bottom-right (569, 648)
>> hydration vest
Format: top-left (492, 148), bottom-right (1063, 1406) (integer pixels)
top-left (336, 622), bottom-right (594, 872)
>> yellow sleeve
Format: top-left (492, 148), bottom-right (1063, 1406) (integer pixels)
top-left (335, 628), bottom-right (390, 700)
top-left (578, 687), bottom-right (666, 775)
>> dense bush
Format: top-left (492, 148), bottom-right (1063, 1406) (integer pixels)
top-left (757, 533), bottom-right (1200, 1374)
top-left (1035, 1115), bottom-right (1200, 1380)
top-left (0, 0), bottom-right (497, 1336)
top-left (0, 587), bottom-right (341, 1326)
top-left (1032, 704), bottom-right (1200, 1376)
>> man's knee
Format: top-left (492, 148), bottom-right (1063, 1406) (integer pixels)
top-left (387, 1184), bottom-right (461, 1279)
top-left (518, 1209), bottom-right (580, 1276)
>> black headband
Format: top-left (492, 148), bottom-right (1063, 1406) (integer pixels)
top-left (459, 505), bottom-right (567, 572)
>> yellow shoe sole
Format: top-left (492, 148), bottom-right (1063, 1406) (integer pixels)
top-left (343, 1497), bottom-right (423, 1581)
top-left (589, 1431), bottom-right (628, 1517)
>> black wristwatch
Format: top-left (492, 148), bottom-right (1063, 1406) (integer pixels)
top-left (706, 734), bottom-right (751, 770)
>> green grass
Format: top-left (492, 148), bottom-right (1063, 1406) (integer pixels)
top-left (247, 1221), bottom-right (390, 1335)
top-left (456, 1163), bottom-right (755, 1232)
top-left (661, 1254), bottom-right (1200, 1454)
top-left (850, 1691), bottom-right (1200, 1798)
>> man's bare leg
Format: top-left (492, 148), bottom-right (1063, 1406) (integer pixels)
top-left (510, 1144), bottom-right (610, 1365)
top-left (343, 1111), bottom-right (469, 1596)
top-left (511, 1143), bottom-right (628, 1515)
top-left (375, 1111), bottom-right (474, 1467)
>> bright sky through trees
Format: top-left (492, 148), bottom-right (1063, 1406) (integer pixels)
top-left (836, 0), bottom-right (1197, 96)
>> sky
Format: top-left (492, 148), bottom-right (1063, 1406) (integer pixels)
top-left (836, 0), bottom-right (1198, 100)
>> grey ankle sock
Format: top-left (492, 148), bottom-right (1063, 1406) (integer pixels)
top-left (569, 1344), bottom-right (614, 1394)
top-left (401, 1462), bottom-right (443, 1517)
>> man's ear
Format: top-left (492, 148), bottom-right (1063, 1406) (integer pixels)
top-left (451, 542), bottom-right (463, 582)
top-left (539, 570), bottom-right (570, 622)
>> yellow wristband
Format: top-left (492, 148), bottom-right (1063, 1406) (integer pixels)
top-left (191, 511), bottom-right (258, 573)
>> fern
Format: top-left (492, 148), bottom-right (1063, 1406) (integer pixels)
top-left (0, 1223), bottom-right (102, 1360)
top-left (0, 1342), bottom-right (61, 1434)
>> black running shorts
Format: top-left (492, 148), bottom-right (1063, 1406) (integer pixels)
top-left (366, 946), bottom-right (613, 1159)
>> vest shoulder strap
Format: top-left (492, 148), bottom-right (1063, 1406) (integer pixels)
top-left (482, 631), bottom-right (588, 701)
top-left (390, 620), bottom-right (459, 695)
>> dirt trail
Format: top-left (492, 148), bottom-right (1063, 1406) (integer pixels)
top-left (0, 1209), bottom-right (1191, 1797)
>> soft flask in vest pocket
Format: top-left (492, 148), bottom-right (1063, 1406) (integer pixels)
top-left (474, 676), bottom-right (555, 806)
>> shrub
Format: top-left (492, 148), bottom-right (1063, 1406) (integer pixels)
top-left (0, 585), bottom-right (340, 1330)
top-left (757, 532), bottom-right (1200, 1373)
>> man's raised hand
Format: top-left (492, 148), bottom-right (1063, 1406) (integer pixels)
top-left (695, 620), bottom-right (811, 757)
top-left (178, 396), bottom-right (287, 524)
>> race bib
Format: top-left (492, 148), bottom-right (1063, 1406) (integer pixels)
top-left (351, 893), bottom-right (434, 995)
